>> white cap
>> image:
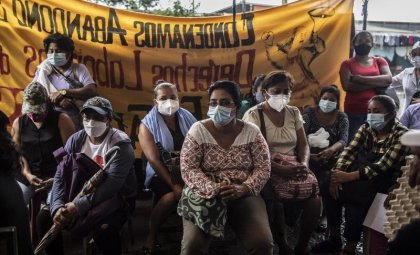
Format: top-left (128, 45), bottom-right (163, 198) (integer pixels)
top-left (413, 41), bottom-right (420, 50)
top-left (400, 130), bottom-right (420, 146)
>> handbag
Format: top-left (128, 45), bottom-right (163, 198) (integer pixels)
top-left (256, 105), bottom-right (319, 200)
top-left (270, 152), bottom-right (319, 200)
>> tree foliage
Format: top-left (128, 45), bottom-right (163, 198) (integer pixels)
top-left (88, 0), bottom-right (200, 16)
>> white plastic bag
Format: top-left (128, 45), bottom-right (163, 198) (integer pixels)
top-left (308, 127), bottom-right (330, 149)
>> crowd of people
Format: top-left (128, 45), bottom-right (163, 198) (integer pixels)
top-left (1, 30), bottom-right (420, 255)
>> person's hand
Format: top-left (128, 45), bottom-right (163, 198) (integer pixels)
top-left (35, 178), bottom-right (54, 193)
top-left (275, 163), bottom-right (307, 178)
top-left (310, 154), bottom-right (320, 162)
top-left (49, 91), bottom-right (64, 105)
top-left (26, 173), bottom-right (42, 188)
top-left (59, 98), bottom-right (74, 109)
top-left (411, 97), bottom-right (420, 104)
top-left (219, 184), bottom-right (250, 201)
top-left (53, 203), bottom-right (78, 227)
top-left (331, 169), bottom-right (352, 184)
top-left (329, 182), bottom-right (342, 200)
top-left (318, 147), bottom-right (335, 162)
top-left (408, 155), bottom-right (420, 188)
top-left (172, 184), bottom-right (183, 200)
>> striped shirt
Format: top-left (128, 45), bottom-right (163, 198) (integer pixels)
top-left (335, 122), bottom-right (409, 179)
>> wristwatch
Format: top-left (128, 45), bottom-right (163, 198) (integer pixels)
top-left (59, 90), bottom-right (67, 96)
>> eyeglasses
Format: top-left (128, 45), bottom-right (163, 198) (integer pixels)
top-left (208, 100), bottom-right (235, 107)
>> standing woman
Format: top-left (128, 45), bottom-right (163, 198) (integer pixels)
top-left (138, 82), bottom-right (197, 254)
top-left (243, 70), bottom-right (321, 255)
top-left (391, 41), bottom-right (420, 111)
top-left (179, 80), bottom-right (273, 255)
top-left (340, 31), bottom-right (392, 141)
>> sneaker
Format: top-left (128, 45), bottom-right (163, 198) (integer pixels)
top-left (311, 238), bottom-right (342, 254)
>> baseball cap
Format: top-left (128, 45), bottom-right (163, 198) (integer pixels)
top-left (22, 82), bottom-right (49, 114)
top-left (81, 96), bottom-right (113, 117)
top-left (400, 130), bottom-right (420, 147)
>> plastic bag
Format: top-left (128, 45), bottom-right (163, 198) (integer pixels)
top-left (308, 127), bottom-right (330, 149)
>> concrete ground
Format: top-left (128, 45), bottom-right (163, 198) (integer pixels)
top-left (60, 190), bottom-right (364, 255)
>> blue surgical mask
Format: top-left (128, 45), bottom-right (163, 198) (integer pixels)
top-left (367, 113), bottom-right (390, 131)
top-left (47, 53), bottom-right (69, 67)
top-left (207, 105), bottom-right (234, 126)
top-left (255, 91), bottom-right (265, 103)
top-left (319, 99), bottom-right (337, 113)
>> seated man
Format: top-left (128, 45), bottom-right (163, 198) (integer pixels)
top-left (47, 96), bottom-right (137, 255)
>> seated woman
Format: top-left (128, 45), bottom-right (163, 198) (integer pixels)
top-left (243, 70), bottom-right (321, 255)
top-left (178, 80), bottom-right (273, 255)
top-left (302, 85), bottom-right (348, 229)
top-left (238, 74), bottom-right (266, 118)
top-left (312, 95), bottom-right (409, 255)
top-left (0, 110), bottom-right (33, 255)
top-left (138, 81), bottom-right (197, 254)
top-left (11, 82), bottom-right (75, 253)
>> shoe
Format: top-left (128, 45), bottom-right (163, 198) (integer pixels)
top-left (311, 238), bottom-right (342, 254)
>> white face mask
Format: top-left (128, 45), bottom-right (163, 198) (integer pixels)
top-left (157, 99), bottom-right (180, 116)
top-left (83, 119), bottom-right (108, 138)
top-left (267, 93), bottom-right (290, 112)
top-left (409, 56), bottom-right (420, 68)
top-left (47, 53), bottom-right (69, 67)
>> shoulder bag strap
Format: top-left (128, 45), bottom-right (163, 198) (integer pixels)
top-left (257, 104), bottom-right (267, 140)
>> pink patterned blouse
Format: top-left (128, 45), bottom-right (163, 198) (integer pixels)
top-left (180, 121), bottom-right (271, 199)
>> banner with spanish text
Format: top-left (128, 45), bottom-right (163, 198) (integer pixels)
top-left (0, 0), bottom-right (354, 156)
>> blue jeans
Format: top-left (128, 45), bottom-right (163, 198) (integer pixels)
top-left (346, 113), bottom-right (367, 143)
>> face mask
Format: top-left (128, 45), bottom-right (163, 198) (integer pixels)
top-left (354, 43), bottom-right (371, 56)
top-left (83, 119), bottom-right (108, 138)
top-left (207, 105), bottom-right (234, 126)
top-left (409, 56), bottom-right (420, 68)
top-left (47, 53), bottom-right (69, 67)
top-left (27, 112), bottom-right (47, 123)
top-left (367, 113), bottom-right (390, 131)
top-left (157, 99), bottom-right (179, 116)
top-left (319, 99), bottom-right (337, 113)
top-left (267, 93), bottom-right (290, 112)
top-left (255, 91), bottom-right (265, 103)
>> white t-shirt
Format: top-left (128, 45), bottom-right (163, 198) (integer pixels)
top-left (81, 131), bottom-right (113, 167)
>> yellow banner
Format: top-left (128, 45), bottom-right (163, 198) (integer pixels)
top-left (0, 0), bottom-right (353, 156)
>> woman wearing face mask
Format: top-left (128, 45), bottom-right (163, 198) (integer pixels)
top-left (138, 81), bottom-right (197, 254)
top-left (243, 70), bottom-right (321, 255)
top-left (179, 80), bottom-right (273, 255)
top-left (11, 82), bottom-right (75, 251)
top-left (340, 31), bottom-right (392, 142)
top-left (33, 33), bottom-right (98, 129)
top-left (238, 74), bottom-right (266, 119)
top-left (312, 95), bottom-right (409, 255)
top-left (302, 85), bottom-right (348, 232)
top-left (391, 41), bottom-right (420, 112)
